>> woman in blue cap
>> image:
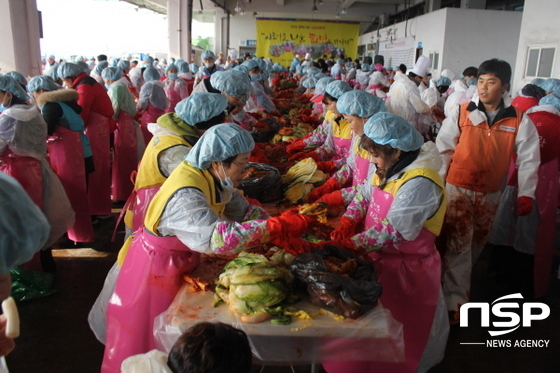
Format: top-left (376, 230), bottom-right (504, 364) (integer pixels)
top-left (102, 123), bottom-right (315, 372)
top-left (102, 66), bottom-right (142, 202)
top-left (136, 80), bottom-right (167, 144)
top-left (0, 75), bottom-right (74, 270)
top-left (194, 50), bottom-right (224, 87)
top-left (326, 112), bottom-right (448, 373)
top-left (28, 75), bottom-right (95, 245)
top-left (163, 63), bottom-right (189, 113)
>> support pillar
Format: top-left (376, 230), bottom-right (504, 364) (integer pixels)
top-left (0, 0), bottom-right (42, 77)
top-left (168, 0), bottom-right (193, 62)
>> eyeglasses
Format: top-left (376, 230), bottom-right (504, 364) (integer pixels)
top-left (232, 161), bottom-right (251, 172)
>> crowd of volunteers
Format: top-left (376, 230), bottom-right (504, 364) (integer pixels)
top-left (1, 47), bottom-right (559, 373)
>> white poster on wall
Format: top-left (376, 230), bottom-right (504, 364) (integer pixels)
top-left (378, 37), bottom-right (416, 69)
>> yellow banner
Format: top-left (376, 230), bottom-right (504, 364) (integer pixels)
top-left (256, 19), bottom-right (360, 67)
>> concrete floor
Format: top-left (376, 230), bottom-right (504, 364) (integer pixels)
top-left (5, 211), bottom-right (560, 373)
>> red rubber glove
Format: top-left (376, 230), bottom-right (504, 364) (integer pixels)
top-left (330, 217), bottom-right (357, 242)
top-left (266, 209), bottom-right (315, 241)
top-left (307, 178), bottom-right (340, 202)
top-left (288, 151), bottom-right (321, 162)
top-left (316, 190), bottom-right (344, 208)
top-left (517, 196), bottom-right (533, 216)
top-left (271, 236), bottom-right (319, 256)
top-left (286, 140), bottom-right (306, 154)
top-left (245, 197), bottom-right (263, 207)
top-left (315, 161), bottom-right (338, 174)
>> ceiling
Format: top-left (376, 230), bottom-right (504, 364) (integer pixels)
top-left (121, 0), bottom-right (524, 31)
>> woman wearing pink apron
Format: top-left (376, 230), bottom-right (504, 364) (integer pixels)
top-left (309, 90), bottom-right (386, 206)
top-left (102, 123), bottom-right (313, 372)
top-left (58, 62), bottom-right (115, 216)
top-left (102, 67), bottom-right (141, 202)
top-left (326, 112), bottom-right (448, 373)
top-left (163, 64), bottom-right (189, 113)
top-left (0, 76), bottom-right (74, 269)
top-left (28, 75), bottom-right (95, 243)
top-left (137, 81), bottom-right (167, 145)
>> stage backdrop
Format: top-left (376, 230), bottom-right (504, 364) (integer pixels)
top-left (256, 18), bottom-right (360, 66)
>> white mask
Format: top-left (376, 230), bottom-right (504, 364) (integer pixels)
top-left (219, 163), bottom-right (236, 203)
top-left (205, 62), bottom-right (215, 69)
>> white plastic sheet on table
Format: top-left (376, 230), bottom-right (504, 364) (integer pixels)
top-left (154, 284), bottom-right (404, 365)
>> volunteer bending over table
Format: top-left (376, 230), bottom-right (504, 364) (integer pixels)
top-left (102, 123), bottom-right (315, 373)
top-left (325, 112), bottom-right (449, 373)
top-left (307, 90), bottom-right (386, 203)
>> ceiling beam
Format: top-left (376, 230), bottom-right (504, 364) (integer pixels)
top-left (276, 0), bottom-right (285, 5)
top-left (340, 0), bottom-right (356, 8)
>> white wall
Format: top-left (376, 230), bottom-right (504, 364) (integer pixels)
top-left (229, 15), bottom-right (257, 51)
top-left (443, 8), bottom-right (522, 82)
top-left (512, 0), bottom-right (560, 93)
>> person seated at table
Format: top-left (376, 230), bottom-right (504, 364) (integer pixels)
top-left (102, 123), bottom-right (315, 373)
top-left (324, 112), bottom-right (449, 373)
top-left (120, 322), bottom-right (252, 373)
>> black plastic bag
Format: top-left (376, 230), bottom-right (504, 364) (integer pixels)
top-left (250, 117), bottom-right (281, 143)
top-left (290, 244), bottom-right (382, 319)
top-left (238, 162), bottom-right (283, 203)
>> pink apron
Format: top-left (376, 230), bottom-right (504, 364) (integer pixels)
top-left (325, 186), bottom-right (440, 373)
top-left (533, 157), bottom-right (559, 298)
top-left (353, 152), bottom-right (370, 187)
top-left (85, 111), bottom-right (112, 215)
top-left (333, 136), bottom-right (351, 160)
top-left (164, 89), bottom-right (182, 114)
top-left (140, 105), bottom-right (164, 145)
top-left (0, 150), bottom-right (43, 207)
top-left (47, 127), bottom-right (94, 242)
top-left (115, 185), bottom-right (162, 239)
top-left (112, 111), bottom-right (138, 201)
top-left (102, 227), bottom-right (200, 373)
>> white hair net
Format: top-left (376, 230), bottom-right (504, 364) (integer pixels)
top-left (175, 93), bottom-right (228, 126)
top-left (27, 76), bottom-right (60, 92)
top-left (176, 61), bottom-right (190, 73)
top-left (0, 75), bottom-right (30, 101)
top-left (185, 123), bottom-right (254, 170)
top-left (315, 77), bottom-right (335, 94)
top-left (530, 78), bottom-right (545, 89)
top-left (5, 72), bottom-right (27, 88)
top-left (364, 112), bottom-right (424, 152)
top-left (138, 81), bottom-right (167, 111)
top-left (201, 50), bottom-right (216, 61)
top-left (143, 67), bottom-right (161, 82)
top-left (93, 61), bottom-right (109, 76)
top-left (57, 62), bottom-right (85, 79)
top-left (302, 74), bottom-right (319, 89)
top-left (233, 65), bottom-right (250, 74)
top-left (325, 80), bottom-right (352, 99)
top-left (361, 63), bottom-right (371, 72)
top-left (542, 78), bottom-right (560, 93)
top-left (76, 61), bottom-right (90, 74)
top-left (466, 77), bottom-right (477, 87)
top-left (337, 90), bottom-right (386, 118)
top-left (117, 60), bottom-right (130, 71)
top-left (189, 63), bottom-right (199, 73)
top-left (165, 63), bottom-right (178, 73)
top-left (144, 56), bottom-right (154, 67)
top-left (101, 67), bottom-right (123, 81)
top-left (241, 58), bottom-right (260, 71)
top-left (210, 70), bottom-right (250, 97)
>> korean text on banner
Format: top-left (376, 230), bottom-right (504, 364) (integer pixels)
top-left (256, 19), bottom-right (360, 66)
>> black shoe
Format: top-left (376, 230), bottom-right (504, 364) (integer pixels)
top-left (40, 249), bottom-right (57, 273)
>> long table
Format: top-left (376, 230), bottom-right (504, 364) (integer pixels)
top-left (154, 283), bottom-right (404, 366)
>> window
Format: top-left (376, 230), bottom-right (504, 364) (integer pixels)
top-left (429, 52), bottom-right (439, 70)
top-left (525, 46), bottom-right (556, 78)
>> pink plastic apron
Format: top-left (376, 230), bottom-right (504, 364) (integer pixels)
top-left (85, 111), bottom-right (112, 215)
top-left (333, 136), bottom-right (351, 160)
top-left (102, 227), bottom-right (201, 373)
top-left (0, 150), bottom-right (43, 208)
top-left (164, 89), bottom-right (182, 113)
top-left (112, 111), bottom-right (138, 201)
top-left (533, 157), bottom-right (559, 298)
top-left (353, 152), bottom-right (370, 187)
top-left (325, 186), bottom-right (440, 373)
top-left (47, 127), bottom-right (94, 242)
top-left (140, 104), bottom-right (164, 145)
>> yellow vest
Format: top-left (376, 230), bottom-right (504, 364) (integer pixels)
top-left (353, 135), bottom-right (369, 160)
top-left (124, 133), bottom-right (196, 228)
top-left (326, 110), bottom-right (352, 140)
top-left (118, 161), bottom-right (226, 266)
top-left (373, 167), bottom-right (446, 236)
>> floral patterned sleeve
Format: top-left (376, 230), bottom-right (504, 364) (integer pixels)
top-left (341, 185), bottom-right (361, 206)
top-left (210, 218), bottom-right (269, 254)
top-left (341, 189), bottom-right (369, 224)
top-left (303, 122), bottom-right (328, 149)
top-left (329, 164), bottom-right (353, 188)
top-left (351, 219), bottom-right (403, 252)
